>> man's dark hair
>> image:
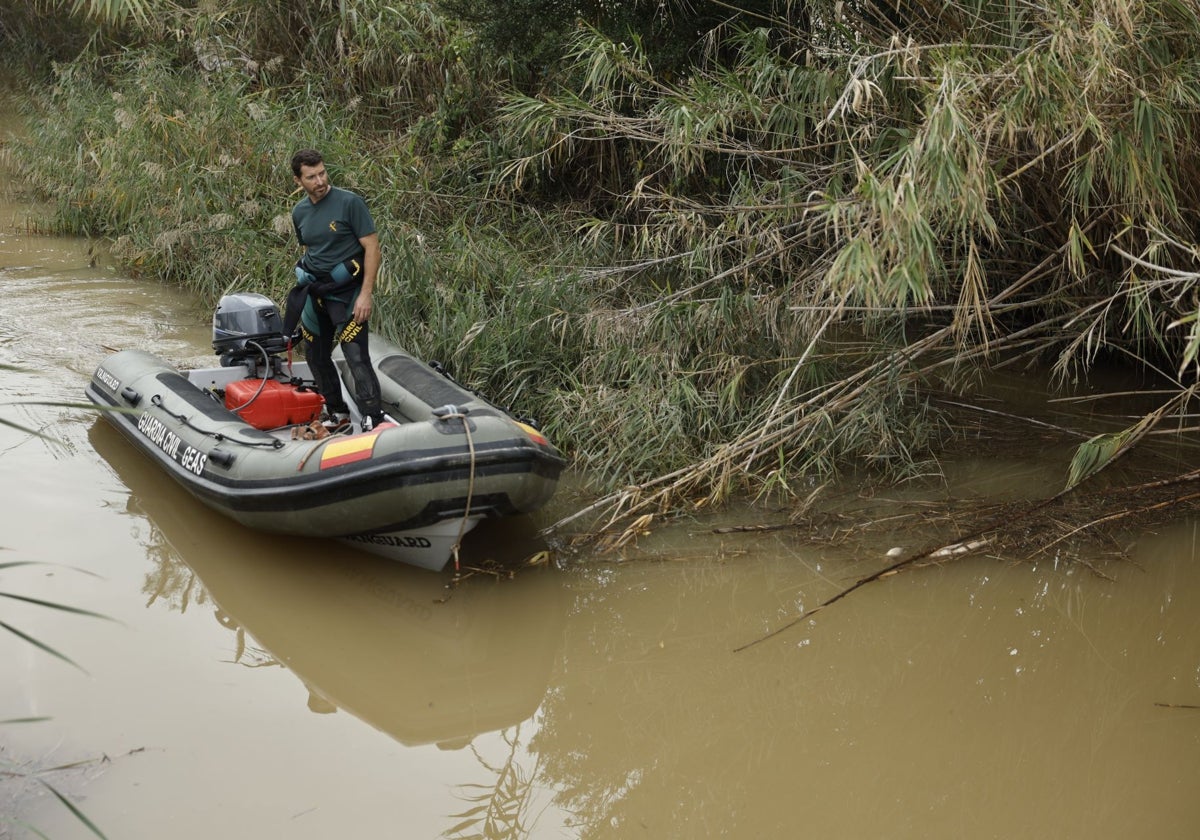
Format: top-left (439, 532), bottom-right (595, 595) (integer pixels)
top-left (291, 149), bottom-right (324, 177)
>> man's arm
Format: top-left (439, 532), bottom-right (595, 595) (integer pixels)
top-left (353, 232), bottom-right (380, 324)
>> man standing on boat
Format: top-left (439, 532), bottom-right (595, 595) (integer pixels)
top-left (288, 148), bottom-right (386, 433)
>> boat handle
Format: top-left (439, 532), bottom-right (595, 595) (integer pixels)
top-left (432, 404), bottom-right (468, 418)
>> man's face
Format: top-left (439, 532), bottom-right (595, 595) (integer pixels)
top-left (295, 162), bottom-right (330, 203)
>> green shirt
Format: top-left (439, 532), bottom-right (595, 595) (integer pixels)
top-left (291, 186), bottom-right (376, 274)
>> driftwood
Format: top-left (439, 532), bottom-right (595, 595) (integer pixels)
top-left (733, 467), bottom-right (1200, 653)
top-left (731, 508), bottom-right (1041, 653)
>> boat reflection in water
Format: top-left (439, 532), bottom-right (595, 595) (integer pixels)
top-left (91, 419), bottom-right (569, 750)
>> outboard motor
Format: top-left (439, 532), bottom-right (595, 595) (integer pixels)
top-left (212, 293), bottom-right (289, 372)
top-left (211, 292), bottom-right (324, 427)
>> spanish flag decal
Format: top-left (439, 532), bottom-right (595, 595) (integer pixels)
top-left (516, 421), bottom-right (548, 446)
top-left (320, 430), bottom-right (383, 469)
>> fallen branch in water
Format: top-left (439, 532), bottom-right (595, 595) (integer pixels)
top-left (1033, 490), bottom-right (1200, 557)
top-left (731, 512), bottom-right (1035, 653)
top-left (711, 523), bottom-right (791, 534)
top-left (733, 465), bottom-right (1200, 652)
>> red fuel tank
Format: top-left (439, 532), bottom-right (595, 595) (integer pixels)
top-left (224, 379), bottom-right (325, 430)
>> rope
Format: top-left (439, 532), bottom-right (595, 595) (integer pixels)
top-left (296, 433), bottom-right (338, 470)
top-left (442, 408), bottom-right (478, 573)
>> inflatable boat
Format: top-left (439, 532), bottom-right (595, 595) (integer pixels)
top-left (85, 293), bottom-right (566, 571)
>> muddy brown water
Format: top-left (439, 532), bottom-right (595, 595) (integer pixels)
top-left (2, 168), bottom-right (1199, 840)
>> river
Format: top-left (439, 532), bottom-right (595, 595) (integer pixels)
top-left (1, 154), bottom-right (1198, 839)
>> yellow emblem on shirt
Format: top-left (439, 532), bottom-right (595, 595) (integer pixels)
top-left (329, 221), bottom-right (338, 232)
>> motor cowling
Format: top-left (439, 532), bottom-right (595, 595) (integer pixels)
top-left (212, 293), bottom-right (288, 362)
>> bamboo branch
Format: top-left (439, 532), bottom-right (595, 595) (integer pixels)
top-left (731, 498), bottom-right (1053, 652)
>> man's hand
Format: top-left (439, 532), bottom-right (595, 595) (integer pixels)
top-left (353, 289), bottom-right (373, 324)
top-left (355, 232), bottom-right (381, 323)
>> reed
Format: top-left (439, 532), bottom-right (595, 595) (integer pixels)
top-left (489, 2), bottom-right (1200, 537)
top-left (6, 0), bottom-right (1200, 543)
